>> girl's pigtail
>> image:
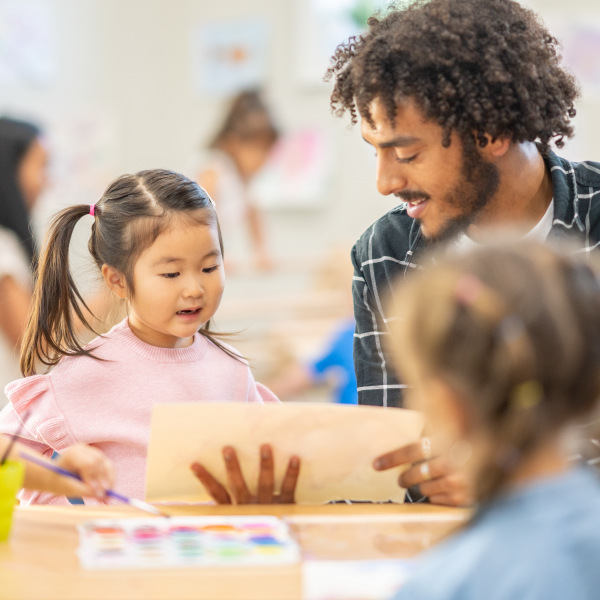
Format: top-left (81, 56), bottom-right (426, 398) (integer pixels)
top-left (20, 205), bottom-right (98, 375)
top-left (453, 274), bottom-right (544, 504)
top-left (474, 378), bottom-right (545, 505)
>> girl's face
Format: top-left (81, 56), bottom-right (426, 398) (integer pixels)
top-left (231, 139), bottom-right (273, 179)
top-left (125, 218), bottom-right (225, 348)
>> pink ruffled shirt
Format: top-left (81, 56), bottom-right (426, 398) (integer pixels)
top-left (0, 319), bottom-right (278, 505)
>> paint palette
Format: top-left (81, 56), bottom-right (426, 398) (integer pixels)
top-left (77, 516), bottom-right (300, 570)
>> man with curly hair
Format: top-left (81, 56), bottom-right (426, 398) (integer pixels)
top-left (327, 0), bottom-right (600, 506)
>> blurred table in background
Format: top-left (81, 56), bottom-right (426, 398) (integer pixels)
top-left (218, 252), bottom-right (354, 402)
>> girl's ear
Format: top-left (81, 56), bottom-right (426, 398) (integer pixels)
top-left (101, 264), bottom-right (128, 299)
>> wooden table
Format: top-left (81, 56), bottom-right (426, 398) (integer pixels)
top-left (0, 503), bottom-right (469, 600)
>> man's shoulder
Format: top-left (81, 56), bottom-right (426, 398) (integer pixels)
top-left (546, 151), bottom-right (600, 184)
top-left (571, 159), bottom-right (600, 188)
top-left (576, 162), bottom-right (600, 236)
top-left (353, 205), bottom-right (416, 264)
top-left (572, 160), bottom-right (600, 231)
top-left (546, 152), bottom-right (600, 241)
top-left (550, 153), bottom-right (600, 194)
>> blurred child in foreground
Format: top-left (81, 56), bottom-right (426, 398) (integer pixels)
top-left (388, 240), bottom-right (600, 600)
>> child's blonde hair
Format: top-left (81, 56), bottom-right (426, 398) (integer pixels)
top-left (388, 240), bottom-right (600, 503)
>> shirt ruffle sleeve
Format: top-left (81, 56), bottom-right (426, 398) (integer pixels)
top-left (3, 375), bottom-right (77, 452)
top-left (255, 382), bottom-right (280, 403)
top-left (245, 369), bottom-right (280, 403)
top-left (18, 489), bottom-right (72, 507)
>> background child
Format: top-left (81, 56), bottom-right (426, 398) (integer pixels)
top-left (0, 169), bottom-right (278, 506)
top-left (190, 90), bottom-right (278, 271)
top-left (266, 318), bottom-right (357, 405)
top-left (0, 117), bottom-right (49, 403)
top-left (264, 246), bottom-right (357, 405)
top-left (387, 240), bottom-right (600, 599)
top-left (0, 436), bottom-right (113, 499)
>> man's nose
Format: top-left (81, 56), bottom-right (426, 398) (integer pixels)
top-left (376, 154), bottom-right (408, 197)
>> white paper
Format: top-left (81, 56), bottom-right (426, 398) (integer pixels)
top-left (302, 559), bottom-right (414, 600)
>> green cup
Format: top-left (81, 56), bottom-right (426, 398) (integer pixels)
top-left (0, 460), bottom-right (25, 542)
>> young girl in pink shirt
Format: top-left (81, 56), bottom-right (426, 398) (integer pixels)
top-left (0, 169), bottom-right (280, 505)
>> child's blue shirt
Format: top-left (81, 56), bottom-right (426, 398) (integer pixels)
top-left (391, 466), bottom-right (600, 600)
top-left (309, 319), bottom-right (357, 405)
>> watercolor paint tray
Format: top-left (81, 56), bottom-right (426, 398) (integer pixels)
top-left (77, 515), bottom-right (301, 570)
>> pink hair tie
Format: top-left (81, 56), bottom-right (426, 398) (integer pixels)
top-left (89, 203), bottom-right (96, 217)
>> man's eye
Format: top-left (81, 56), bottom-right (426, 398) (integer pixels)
top-left (161, 272), bottom-right (180, 279)
top-left (397, 154), bottom-right (418, 164)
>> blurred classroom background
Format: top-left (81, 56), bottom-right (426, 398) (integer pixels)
top-left (1, 0), bottom-right (599, 403)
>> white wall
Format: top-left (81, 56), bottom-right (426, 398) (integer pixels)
top-left (1, 0), bottom-right (386, 262)
top-left (2, 0), bottom-right (599, 264)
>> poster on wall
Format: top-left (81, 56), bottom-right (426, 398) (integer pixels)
top-left (293, 0), bottom-right (398, 88)
top-left (0, 0), bottom-right (58, 87)
top-left (190, 17), bottom-right (269, 97)
top-left (251, 127), bottom-right (332, 210)
top-left (33, 110), bottom-right (120, 295)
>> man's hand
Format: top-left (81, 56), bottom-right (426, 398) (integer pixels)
top-left (373, 438), bottom-right (473, 506)
top-left (191, 444), bottom-right (300, 504)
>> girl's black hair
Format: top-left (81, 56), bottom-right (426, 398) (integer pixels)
top-left (21, 169), bottom-right (242, 375)
top-left (0, 117), bottom-right (40, 265)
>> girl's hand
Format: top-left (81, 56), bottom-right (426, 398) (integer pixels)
top-left (191, 444), bottom-right (300, 504)
top-left (53, 444), bottom-right (115, 500)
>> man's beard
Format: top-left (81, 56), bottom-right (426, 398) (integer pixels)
top-left (423, 140), bottom-right (500, 244)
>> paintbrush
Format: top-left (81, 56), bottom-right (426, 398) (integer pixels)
top-left (19, 451), bottom-right (170, 518)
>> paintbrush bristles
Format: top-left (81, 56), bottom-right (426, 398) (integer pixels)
top-left (128, 498), bottom-right (170, 518)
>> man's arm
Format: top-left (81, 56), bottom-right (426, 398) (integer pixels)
top-left (351, 243), bottom-right (472, 506)
top-left (351, 243), bottom-right (405, 407)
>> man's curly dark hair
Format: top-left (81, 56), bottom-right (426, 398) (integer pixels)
top-left (326, 0), bottom-right (579, 152)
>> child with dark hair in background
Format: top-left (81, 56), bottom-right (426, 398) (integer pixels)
top-left (0, 117), bottom-right (49, 402)
top-left (190, 90), bottom-right (278, 271)
top-left (0, 169), bottom-right (297, 506)
top-left (387, 240), bottom-right (600, 599)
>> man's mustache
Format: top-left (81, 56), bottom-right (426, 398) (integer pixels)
top-left (396, 191), bottom-right (431, 202)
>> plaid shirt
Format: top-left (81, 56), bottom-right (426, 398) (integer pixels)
top-left (352, 150), bottom-right (600, 409)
